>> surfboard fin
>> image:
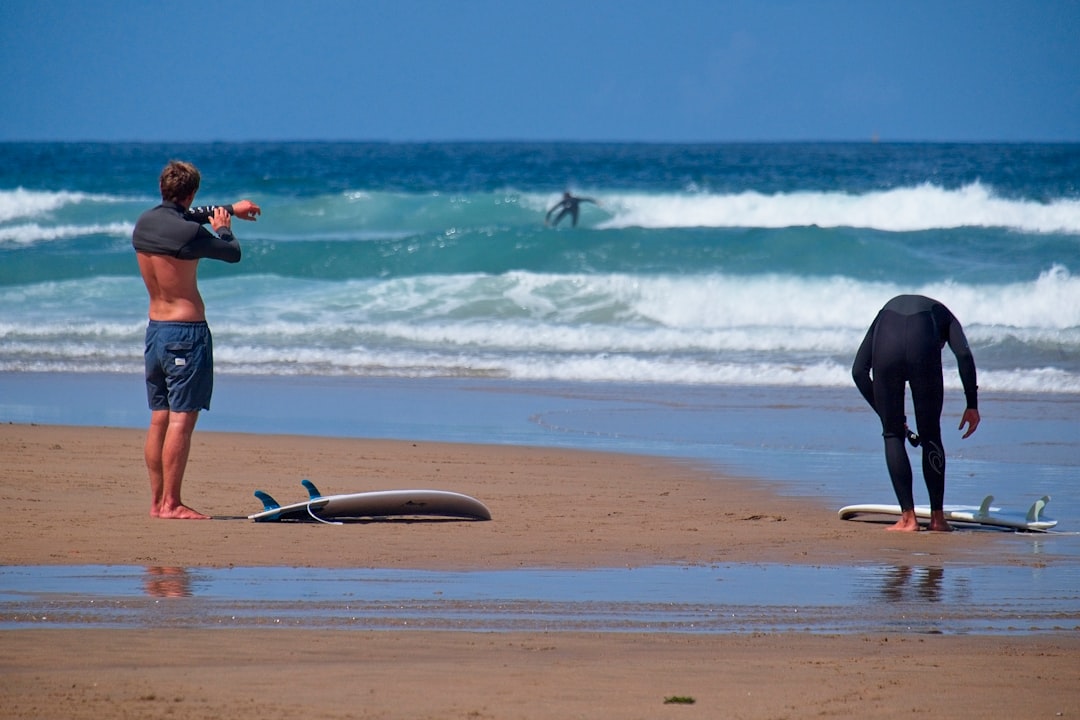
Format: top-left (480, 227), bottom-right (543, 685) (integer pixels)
top-left (976, 495), bottom-right (995, 519)
top-left (254, 490), bottom-right (281, 511)
top-left (301, 478), bottom-right (324, 500)
top-left (1026, 495), bottom-right (1051, 524)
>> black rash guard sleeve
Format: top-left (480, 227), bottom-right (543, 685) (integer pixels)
top-left (132, 202), bottom-right (241, 263)
top-left (179, 224), bottom-right (240, 262)
top-left (186, 204), bottom-right (235, 223)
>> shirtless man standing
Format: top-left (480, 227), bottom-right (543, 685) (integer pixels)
top-left (132, 160), bottom-right (260, 519)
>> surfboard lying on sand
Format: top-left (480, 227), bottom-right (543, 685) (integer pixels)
top-left (838, 495), bottom-right (1057, 532)
top-left (249, 479), bottom-right (492, 523)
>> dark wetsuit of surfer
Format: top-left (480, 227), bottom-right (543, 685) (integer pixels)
top-left (852, 295), bottom-right (979, 519)
top-left (546, 192), bottom-right (596, 228)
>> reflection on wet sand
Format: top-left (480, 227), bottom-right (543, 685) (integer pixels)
top-left (137, 564), bottom-right (965, 606)
top-left (2, 563), bottom-right (1076, 634)
top-left (877, 565), bottom-right (945, 603)
top-left (143, 567), bottom-right (192, 598)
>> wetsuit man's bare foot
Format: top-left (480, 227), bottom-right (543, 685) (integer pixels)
top-left (927, 510), bottom-right (953, 532)
top-left (885, 509), bottom-right (921, 532)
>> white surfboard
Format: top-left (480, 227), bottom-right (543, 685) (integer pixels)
top-left (838, 495), bottom-right (1056, 532)
top-left (249, 479), bottom-right (492, 523)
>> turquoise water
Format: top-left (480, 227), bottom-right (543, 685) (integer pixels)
top-left (2, 142), bottom-right (1078, 391)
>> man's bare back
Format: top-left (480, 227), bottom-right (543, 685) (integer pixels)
top-left (136, 253), bottom-right (206, 322)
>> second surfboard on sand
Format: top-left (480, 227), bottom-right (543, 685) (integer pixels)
top-left (838, 494), bottom-right (1057, 532)
top-left (249, 479), bottom-right (492, 523)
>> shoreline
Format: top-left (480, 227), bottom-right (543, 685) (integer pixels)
top-left (0, 423), bottom-right (1060, 570)
top-left (4, 371), bottom-right (1079, 534)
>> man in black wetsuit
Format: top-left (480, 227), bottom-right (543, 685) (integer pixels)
top-left (545, 192), bottom-right (597, 227)
top-left (852, 295), bottom-right (980, 532)
top-left (132, 160), bottom-right (260, 519)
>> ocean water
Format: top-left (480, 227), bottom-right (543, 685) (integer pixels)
top-left (3, 142), bottom-right (1080, 619)
top-left (2, 142), bottom-right (1079, 393)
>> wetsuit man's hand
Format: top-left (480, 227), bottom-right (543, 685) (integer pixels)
top-left (210, 206), bottom-right (231, 233)
top-left (959, 408), bottom-right (980, 439)
top-left (232, 199), bottom-right (261, 221)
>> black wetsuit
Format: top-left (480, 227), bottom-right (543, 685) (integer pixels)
top-left (852, 295), bottom-right (978, 511)
top-left (132, 201), bottom-right (241, 261)
top-left (546, 194), bottom-right (595, 228)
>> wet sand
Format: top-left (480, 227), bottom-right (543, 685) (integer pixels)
top-left (3, 630), bottom-right (1077, 720)
top-left (1, 423), bottom-right (1077, 719)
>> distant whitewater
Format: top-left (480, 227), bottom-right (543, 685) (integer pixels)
top-left (2, 142), bottom-right (1078, 393)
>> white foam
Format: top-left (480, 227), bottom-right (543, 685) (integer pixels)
top-left (0, 221), bottom-right (133, 246)
top-left (0, 188), bottom-right (125, 223)
top-left (4, 269), bottom-right (1077, 393)
top-left (594, 183), bottom-right (1080, 234)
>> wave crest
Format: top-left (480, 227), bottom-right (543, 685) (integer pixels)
top-left (596, 183), bottom-right (1080, 233)
top-left (0, 187), bottom-right (125, 224)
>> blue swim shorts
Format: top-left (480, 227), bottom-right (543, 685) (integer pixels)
top-left (144, 321), bottom-right (214, 412)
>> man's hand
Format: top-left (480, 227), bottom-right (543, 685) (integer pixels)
top-left (232, 199), bottom-right (261, 220)
top-left (210, 206), bottom-right (231, 232)
top-left (959, 407), bottom-right (981, 439)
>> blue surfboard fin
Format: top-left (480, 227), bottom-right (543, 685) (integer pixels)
top-left (301, 478), bottom-right (324, 500)
top-left (254, 490), bottom-right (281, 511)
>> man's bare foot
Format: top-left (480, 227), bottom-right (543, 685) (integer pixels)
top-left (885, 509), bottom-right (920, 532)
top-left (927, 511), bottom-right (953, 532)
top-left (885, 518), bottom-right (921, 532)
top-left (155, 504), bottom-right (210, 520)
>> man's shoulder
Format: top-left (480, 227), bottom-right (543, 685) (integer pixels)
top-left (135, 202), bottom-right (184, 225)
top-left (134, 203), bottom-right (161, 223)
top-left (133, 202), bottom-right (198, 255)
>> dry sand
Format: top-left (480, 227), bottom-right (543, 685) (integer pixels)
top-left (1, 423), bottom-right (1076, 719)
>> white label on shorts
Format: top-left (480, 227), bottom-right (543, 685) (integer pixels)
top-left (175, 358), bottom-right (186, 366)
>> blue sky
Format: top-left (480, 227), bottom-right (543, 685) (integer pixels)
top-left (2, 0), bottom-right (1078, 143)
